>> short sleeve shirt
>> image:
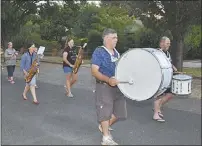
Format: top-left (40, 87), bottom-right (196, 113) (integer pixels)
top-left (5, 48), bottom-right (17, 66)
top-left (91, 46), bottom-right (120, 78)
top-left (63, 46), bottom-right (77, 67)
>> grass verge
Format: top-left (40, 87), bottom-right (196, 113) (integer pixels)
top-left (183, 68), bottom-right (201, 78)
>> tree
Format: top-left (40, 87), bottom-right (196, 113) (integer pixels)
top-left (72, 3), bottom-right (100, 38)
top-left (73, 4), bottom-right (136, 53)
top-left (91, 5), bottom-right (136, 52)
top-left (36, 1), bottom-right (81, 44)
top-left (1, 0), bottom-right (39, 48)
top-left (184, 25), bottom-right (201, 59)
top-left (126, 0), bottom-right (201, 71)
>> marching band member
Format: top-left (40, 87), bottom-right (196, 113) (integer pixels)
top-left (153, 36), bottom-right (177, 122)
top-left (4, 42), bottom-right (18, 84)
top-left (20, 44), bottom-right (39, 104)
top-left (62, 37), bottom-right (78, 98)
top-left (91, 28), bottom-right (127, 145)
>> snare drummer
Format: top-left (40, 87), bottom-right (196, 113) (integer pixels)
top-left (91, 28), bottom-right (127, 145)
top-left (153, 36), bottom-right (177, 122)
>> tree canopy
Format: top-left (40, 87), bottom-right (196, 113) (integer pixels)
top-left (1, 0), bottom-right (201, 70)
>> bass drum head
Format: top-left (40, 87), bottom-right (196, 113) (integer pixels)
top-left (115, 48), bottom-right (162, 101)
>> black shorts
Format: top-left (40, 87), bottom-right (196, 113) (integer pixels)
top-left (163, 88), bottom-right (172, 94)
top-left (155, 88), bottom-right (172, 100)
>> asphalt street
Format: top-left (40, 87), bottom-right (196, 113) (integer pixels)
top-left (183, 60), bottom-right (201, 68)
top-left (1, 63), bottom-right (201, 145)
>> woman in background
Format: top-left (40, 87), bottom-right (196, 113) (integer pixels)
top-left (4, 42), bottom-right (18, 84)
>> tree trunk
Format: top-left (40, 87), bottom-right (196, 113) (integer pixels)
top-left (170, 31), bottom-right (184, 71)
top-left (2, 37), bottom-right (8, 50)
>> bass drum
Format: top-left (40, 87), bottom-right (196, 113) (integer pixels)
top-left (115, 48), bottom-right (173, 101)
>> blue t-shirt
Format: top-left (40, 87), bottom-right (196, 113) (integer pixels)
top-left (91, 46), bottom-right (120, 78)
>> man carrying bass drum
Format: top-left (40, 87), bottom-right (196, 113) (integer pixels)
top-left (153, 36), bottom-right (178, 122)
top-left (91, 28), bottom-right (127, 145)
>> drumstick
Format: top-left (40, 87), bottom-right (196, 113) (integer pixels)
top-left (174, 71), bottom-right (186, 74)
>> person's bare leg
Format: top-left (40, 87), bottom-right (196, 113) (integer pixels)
top-left (99, 115), bottom-right (116, 133)
top-left (109, 114), bottom-right (117, 126)
top-left (70, 73), bottom-right (78, 87)
top-left (23, 85), bottom-right (30, 99)
top-left (30, 85), bottom-right (38, 102)
top-left (160, 93), bottom-right (173, 106)
top-left (101, 120), bottom-right (118, 145)
top-left (153, 98), bottom-right (163, 119)
top-left (65, 74), bottom-right (72, 95)
top-left (157, 93), bottom-right (173, 117)
top-left (101, 120), bottom-right (110, 136)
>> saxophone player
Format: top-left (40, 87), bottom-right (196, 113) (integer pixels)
top-left (62, 38), bottom-right (78, 98)
top-left (20, 44), bottom-right (39, 104)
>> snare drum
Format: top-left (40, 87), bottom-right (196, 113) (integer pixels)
top-left (171, 74), bottom-right (192, 95)
top-left (115, 48), bottom-right (173, 101)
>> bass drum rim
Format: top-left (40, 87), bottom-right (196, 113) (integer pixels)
top-left (115, 48), bottom-right (164, 101)
top-left (142, 48), bottom-right (165, 98)
top-left (143, 48), bottom-right (173, 97)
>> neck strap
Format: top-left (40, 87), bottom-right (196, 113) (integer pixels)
top-left (101, 46), bottom-right (120, 58)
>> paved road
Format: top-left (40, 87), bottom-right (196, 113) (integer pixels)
top-left (183, 60), bottom-right (201, 68)
top-left (1, 63), bottom-right (201, 145)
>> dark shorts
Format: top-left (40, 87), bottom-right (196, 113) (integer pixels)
top-left (163, 88), bottom-right (172, 94)
top-left (95, 82), bottom-right (127, 123)
top-left (155, 88), bottom-right (173, 100)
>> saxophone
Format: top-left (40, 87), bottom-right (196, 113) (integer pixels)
top-left (72, 43), bottom-right (87, 74)
top-left (25, 55), bottom-right (39, 83)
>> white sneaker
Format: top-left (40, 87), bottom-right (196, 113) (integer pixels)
top-left (99, 124), bottom-right (113, 139)
top-left (68, 93), bottom-right (74, 98)
top-left (101, 136), bottom-right (118, 145)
